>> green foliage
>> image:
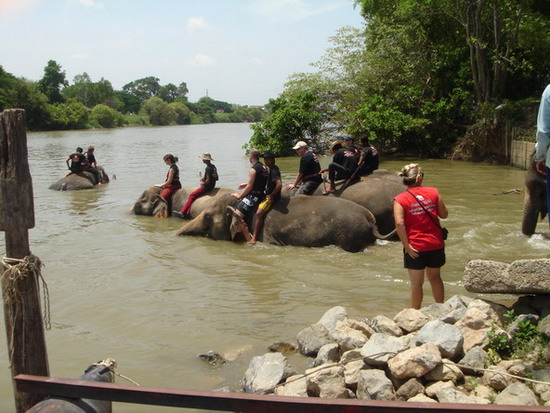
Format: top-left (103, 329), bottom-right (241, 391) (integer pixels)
top-left (46, 99), bottom-right (89, 130)
top-left (123, 76), bottom-right (161, 103)
top-left (124, 113), bottom-right (150, 127)
top-left (158, 82), bottom-right (188, 103)
top-left (168, 101), bottom-right (192, 125)
top-left (247, 91), bottom-right (325, 156)
top-left (140, 97), bottom-right (177, 125)
top-left (38, 60), bottom-right (68, 104)
top-left (91, 104), bottom-right (123, 128)
top-left (486, 311), bottom-right (550, 362)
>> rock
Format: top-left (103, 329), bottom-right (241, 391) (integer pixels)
top-left (499, 359), bottom-right (530, 377)
top-left (533, 370), bottom-right (550, 401)
top-left (371, 315), bottom-right (403, 337)
top-left (439, 307), bottom-right (466, 325)
top-left (296, 323), bottom-right (333, 357)
top-left (471, 384), bottom-right (496, 402)
top-left (312, 343), bottom-right (340, 367)
top-left (466, 299), bottom-right (507, 326)
top-left (274, 374), bottom-right (308, 397)
top-left (458, 326), bottom-right (489, 353)
top-left (494, 381), bottom-right (540, 406)
top-left (507, 314), bottom-right (539, 338)
top-left (268, 341), bottom-right (297, 355)
top-left (407, 394), bottom-right (437, 403)
top-left (343, 359), bottom-right (368, 392)
top-left (483, 365), bottom-right (511, 391)
top-left (458, 346), bottom-right (490, 376)
top-left (421, 303), bottom-right (452, 320)
top-left (464, 259), bottom-right (550, 294)
top-left (360, 333), bottom-right (408, 366)
top-left (340, 349), bottom-right (363, 364)
top-left (243, 352), bottom-right (296, 394)
top-left (456, 307), bottom-right (493, 330)
top-left (416, 319), bottom-right (464, 359)
top-left (436, 387), bottom-right (490, 404)
top-left (197, 351), bottom-right (226, 367)
top-left (396, 378), bottom-right (425, 401)
top-left (393, 308), bottom-right (430, 333)
top-left (445, 295), bottom-right (471, 310)
top-left (424, 359), bottom-right (464, 382)
top-left (425, 380), bottom-right (455, 398)
top-left (305, 363), bottom-right (348, 398)
top-left (387, 342), bottom-right (442, 379)
top-left (356, 369), bottom-right (396, 400)
top-left (331, 319), bottom-right (371, 352)
top-left (539, 315), bottom-right (550, 338)
top-left (318, 306), bottom-right (348, 335)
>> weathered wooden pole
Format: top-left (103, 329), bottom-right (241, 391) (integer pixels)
top-left (0, 109), bottom-right (49, 412)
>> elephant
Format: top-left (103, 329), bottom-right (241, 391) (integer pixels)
top-left (49, 166), bottom-right (110, 191)
top-left (176, 193), bottom-right (396, 253)
top-left (521, 154), bottom-right (547, 235)
top-left (133, 186), bottom-right (233, 218)
top-left (281, 169), bottom-right (405, 235)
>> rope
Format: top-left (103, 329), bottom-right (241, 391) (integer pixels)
top-left (93, 358), bottom-right (141, 386)
top-left (1, 254), bottom-right (50, 366)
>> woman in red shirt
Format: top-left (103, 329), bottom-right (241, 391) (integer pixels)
top-left (393, 163), bottom-right (448, 309)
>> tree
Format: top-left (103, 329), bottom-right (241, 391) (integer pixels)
top-left (91, 104), bottom-right (122, 128)
top-left (159, 82), bottom-right (188, 103)
top-left (168, 101), bottom-right (192, 124)
top-left (46, 99), bottom-right (89, 130)
top-left (123, 76), bottom-right (161, 103)
top-left (248, 92), bottom-right (326, 156)
top-left (140, 97), bottom-right (177, 125)
top-left (38, 60), bottom-right (68, 104)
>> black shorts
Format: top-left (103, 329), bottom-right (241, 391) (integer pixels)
top-left (236, 193), bottom-right (263, 216)
top-left (404, 248), bottom-right (446, 270)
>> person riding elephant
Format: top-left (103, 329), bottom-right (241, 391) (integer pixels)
top-left (176, 193), bottom-right (395, 252)
top-left (50, 165), bottom-right (110, 190)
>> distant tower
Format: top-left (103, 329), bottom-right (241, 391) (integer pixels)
top-left (206, 89), bottom-right (208, 98)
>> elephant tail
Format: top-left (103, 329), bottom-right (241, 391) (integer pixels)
top-left (373, 225), bottom-right (397, 240)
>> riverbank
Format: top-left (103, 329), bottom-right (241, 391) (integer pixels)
top-left (240, 293), bottom-right (550, 406)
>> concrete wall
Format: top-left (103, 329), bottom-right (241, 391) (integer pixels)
top-left (511, 140), bottom-right (535, 170)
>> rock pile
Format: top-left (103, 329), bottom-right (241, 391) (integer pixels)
top-left (242, 295), bottom-right (550, 406)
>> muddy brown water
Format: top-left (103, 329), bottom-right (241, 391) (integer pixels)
top-left (0, 123), bottom-right (548, 412)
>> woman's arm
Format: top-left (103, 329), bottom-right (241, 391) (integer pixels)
top-left (393, 200), bottom-right (419, 258)
top-left (437, 196), bottom-right (448, 219)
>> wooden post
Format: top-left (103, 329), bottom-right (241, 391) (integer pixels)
top-left (0, 109), bottom-right (49, 412)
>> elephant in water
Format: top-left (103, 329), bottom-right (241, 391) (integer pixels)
top-left (282, 169), bottom-right (405, 235)
top-left (522, 155), bottom-right (547, 235)
top-left (133, 187), bottom-right (234, 218)
top-left (176, 193), bottom-right (395, 253)
top-left (49, 166), bottom-right (110, 191)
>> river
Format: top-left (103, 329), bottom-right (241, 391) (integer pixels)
top-left (0, 123), bottom-right (548, 412)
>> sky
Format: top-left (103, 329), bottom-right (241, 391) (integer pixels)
top-left (0, 0), bottom-right (365, 106)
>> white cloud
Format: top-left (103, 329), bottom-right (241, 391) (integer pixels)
top-left (187, 53), bottom-right (217, 67)
top-left (250, 0), bottom-right (344, 21)
top-left (71, 0), bottom-right (104, 9)
top-left (186, 16), bottom-right (211, 33)
top-left (252, 57), bottom-right (265, 65)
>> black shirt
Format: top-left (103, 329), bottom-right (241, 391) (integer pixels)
top-left (251, 162), bottom-right (269, 194)
top-left (299, 151), bottom-right (322, 182)
top-left (202, 163), bottom-right (218, 191)
top-left (333, 147), bottom-right (359, 171)
top-left (266, 164), bottom-right (282, 202)
top-left (69, 152), bottom-right (86, 173)
top-left (358, 145), bottom-right (379, 176)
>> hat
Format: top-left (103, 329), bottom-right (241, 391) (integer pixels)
top-left (200, 153), bottom-right (214, 161)
top-left (262, 150), bottom-right (276, 159)
top-left (292, 141), bottom-right (307, 150)
top-left (343, 136), bottom-right (353, 141)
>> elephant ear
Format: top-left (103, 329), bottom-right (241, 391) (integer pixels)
top-left (226, 205), bottom-right (242, 241)
top-left (153, 196), bottom-right (169, 218)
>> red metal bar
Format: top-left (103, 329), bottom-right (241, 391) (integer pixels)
top-left (15, 374), bottom-right (549, 413)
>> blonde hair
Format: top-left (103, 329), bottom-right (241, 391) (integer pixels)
top-left (398, 163), bottom-right (423, 186)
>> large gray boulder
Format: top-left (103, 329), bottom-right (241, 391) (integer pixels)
top-left (464, 259), bottom-right (550, 294)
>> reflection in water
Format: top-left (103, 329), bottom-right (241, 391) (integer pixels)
top-left (0, 124), bottom-right (548, 413)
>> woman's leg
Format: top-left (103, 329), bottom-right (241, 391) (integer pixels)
top-left (407, 269), bottom-right (425, 309)
top-left (426, 266), bottom-right (445, 304)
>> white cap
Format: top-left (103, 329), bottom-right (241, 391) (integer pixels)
top-left (292, 141), bottom-right (307, 150)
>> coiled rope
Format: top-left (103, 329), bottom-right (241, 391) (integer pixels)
top-left (92, 358), bottom-right (141, 386)
top-left (1, 254), bottom-right (50, 366)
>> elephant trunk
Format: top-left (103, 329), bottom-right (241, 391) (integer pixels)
top-left (521, 191), bottom-right (543, 236)
top-left (176, 212), bottom-right (208, 237)
top-left (373, 226), bottom-right (397, 240)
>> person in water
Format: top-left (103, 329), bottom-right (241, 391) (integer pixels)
top-left (228, 149), bottom-right (269, 243)
top-left (175, 153), bottom-right (218, 219)
top-left (155, 154), bottom-right (182, 215)
top-left (66, 147), bottom-right (87, 174)
top-left (393, 163), bottom-right (448, 309)
top-left (84, 145), bottom-right (101, 184)
top-left (249, 150), bottom-right (282, 245)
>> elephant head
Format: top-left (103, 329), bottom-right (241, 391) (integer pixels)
top-left (176, 194), bottom-right (240, 240)
top-left (133, 186), bottom-right (167, 217)
top-left (522, 154), bottom-right (547, 235)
